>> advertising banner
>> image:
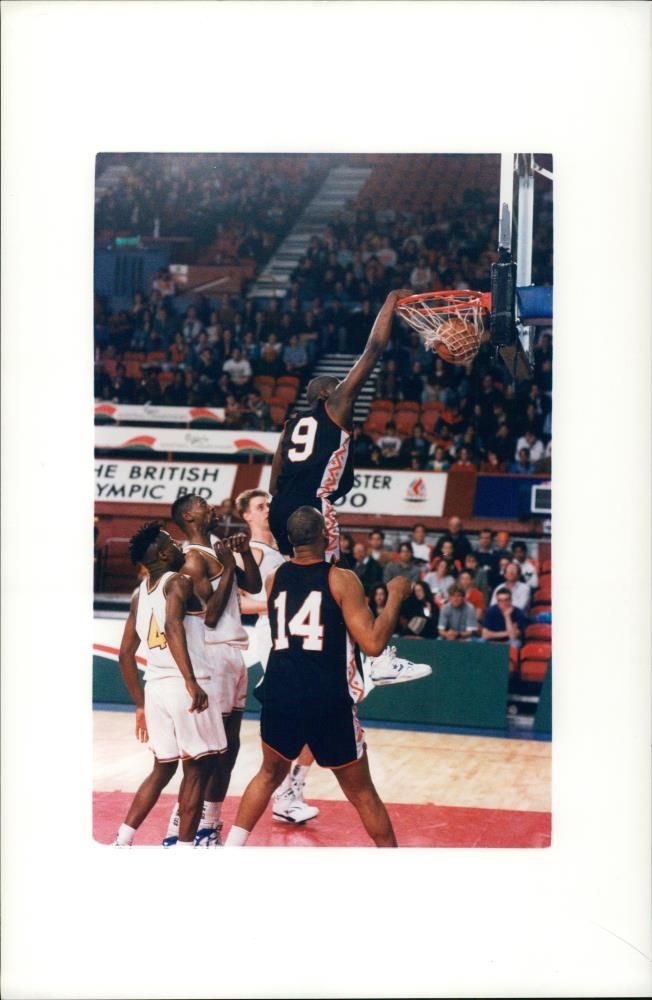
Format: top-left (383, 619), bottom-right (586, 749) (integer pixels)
top-left (332, 469), bottom-right (448, 517)
top-left (95, 425), bottom-right (280, 455)
top-left (95, 403), bottom-right (226, 424)
top-left (95, 459), bottom-right (237, 504)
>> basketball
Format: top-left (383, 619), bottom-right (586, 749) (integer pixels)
top-left (435, 317), bottom-right (473, 364)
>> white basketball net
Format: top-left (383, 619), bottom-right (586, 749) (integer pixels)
top-left (396, 292), bottom-right (486, 364)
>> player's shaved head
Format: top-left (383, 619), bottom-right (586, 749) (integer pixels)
top-left (171, 493), bottom-right (196, 529)
top-left (287, 506), bottom-right (325, 548)
top-left (306, 375), bottom-right (339, 405)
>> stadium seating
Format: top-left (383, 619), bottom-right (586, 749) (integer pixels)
top-left (519, 642), bottom-right (551, 683)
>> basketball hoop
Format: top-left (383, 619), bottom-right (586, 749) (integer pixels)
top-left (396, 290), bottom-right (492, 364)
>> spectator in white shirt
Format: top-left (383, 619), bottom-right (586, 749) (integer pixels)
top-left (514, 430), bottom-right (545, 464)
top-left (511, 541), bottom-right (539, 591)
top-left (222, 347), bottom-right (253, 395)
top-left (408, 523), bottom-right (432, 567)
top-left (489, 561), bottom-right (531, 612)
top-left (376, 420), bottom-right (403, 461)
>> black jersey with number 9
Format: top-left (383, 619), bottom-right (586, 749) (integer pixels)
top-left (275, 399), bottom-right (354, 503)
top-left (259, 560), bottom-right (365, 712)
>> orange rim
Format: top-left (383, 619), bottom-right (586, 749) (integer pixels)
top-left (396, 289), bottom-right (492, 312)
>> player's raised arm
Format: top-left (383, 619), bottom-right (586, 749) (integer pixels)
top-left (118, 590), bottom-right (148, 742)
top-left (327, 288), bottom-right (412, 428)
top-left (164, 574), bottom-right (209, 713)
top-left (269, 423), bottom-right (287, 495)
top-left (202, 538), bottom-right (237, 629)
top-left (227, 532), bottom-right (262, 594)
top-left (329, 567), bottom-right (412, 656)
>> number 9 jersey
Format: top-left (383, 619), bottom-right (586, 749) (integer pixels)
top-left (268, 399), bottom-right (354, 558)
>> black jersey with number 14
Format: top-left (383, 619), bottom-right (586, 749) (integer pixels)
top-left (275, 399), bottom-right (354, 503)
top-left (258, 560), bottom-right (365, 712)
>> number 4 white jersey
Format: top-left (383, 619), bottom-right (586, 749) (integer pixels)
top-left (135, 571), bottom-right (209, 682)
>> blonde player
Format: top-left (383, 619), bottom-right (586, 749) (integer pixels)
top-left (114, 522), bottom-right (227, 847)
top-left (163, 494), bottom-right (261, 846)
top-left (236, 488), bottom-right (319, 824)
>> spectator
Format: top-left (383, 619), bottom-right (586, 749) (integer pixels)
top-left (401, 362), bottom-right (426, 403)
top-left (351, 423), bottom-right (375, 466)
top-left (182, 306), bottom-right (203, 342)
top-left (424, 558), bottom-right (457, 607)
top-left (163, 370), bottom-right (189, 406)
top-left (367, 445), bottom-right (384, 469)
top-left (511, 541), bottom-right (540, 591)
top-left (383, 542), bottom-right (421, 586)
top-left (457, 569), bottom-right (486, 624)
top-left (216, 497), bottom-right (241, 538)
top-left (368, 583), bottom-right (389, 618)
top-left (242, 389), bottom-right (270, 431)
top-left (428, 444), bottom-right (451, 472)
top-left (463, 551), bottom-right (491, 603)
top-left (449, 446), bottom-right (477, 472)
top-left (399, 581), bottom-right (439, 638)
top-left (514, 430), bottom-right (545, 464)
top-left (409, 256), bottom-right (433, 292)
top-left (255, 341), bottom-right (284, 379)
top-left (168, 331), bottom-right (190, 368)
top-left (135, 369), bottom-right (163, 405)
top-left (222, 347), bottom-right (253, 397)
top-left (482, 588), bottom-right (526, 649)
top-left (223, 393), bottom-right (243, 429)
top-left (338, 533), bottom-right (356, 570)
top-left (352, 541), bottom-right (383, 593)
top-left (282, 334), bottom-right (309, 378)
top-left (509, 447), bottom-right (534, 474)
top-left (376, 420), bottom-right (403, 464)
top-left (438, 586), bottom-right (479, 641)
top-left (367, 529), bottom-right (393, 569)
top-left (479, 450), bottom-right (507, 474)
top-left (106, 362), bottom-right (135, 403)
top-left (399, 423), bottom-right (429, 467)
top-left (489, 562), bottom-right (531, 612)
top-left (433, 516), bottom-right (473, 564)
top-left (408, 524), bottom-right (432, 566)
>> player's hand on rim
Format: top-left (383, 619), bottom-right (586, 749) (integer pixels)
top-left (388, 287), bottom-right (414, 304)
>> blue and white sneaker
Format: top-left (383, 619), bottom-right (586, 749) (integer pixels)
top-left (194, 822), bottom-right (223, 847)
top-left (162, 835), bottom-right (178, 847)
top-left (367, 646), bottom-right (432, 686)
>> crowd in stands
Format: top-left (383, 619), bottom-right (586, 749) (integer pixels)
top-left (95, 154), bottom-right (552, 468)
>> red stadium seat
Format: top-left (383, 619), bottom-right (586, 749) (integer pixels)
top-left (519, 641), bottom-right (551, 684)
top-left (531, 603), bottom-right (552, 615)
top-left (525, 623), bottom-right (552, 642)
top-left (541, 559), bottom-right (552, 573)
top-left (363, 412), bottom-right (390, 436)
top-left (369, 399), bottom-right (394, 414)
top-left (146, 351), bottom-right (166, 363)
top-left (509, 645), bottom-right (520, 674)
top-left (269, 399), bottom-right (288, 425)
top-left (419, 410), bottom-right (441, 435)
top-left (254, 375), bottom-right (275, 401)
top-left (125, 360), bottom-right (143, 379)
top-left (276, 375), bottom-right (300, 392)
top-left (394, 400), bottom-right (420, 414)
top-left (274, 384), bottom-right (298, 404)
top-left (521, 642), bottom-right (551, 661)
top-left (394, 411), bottom-right (418, 435)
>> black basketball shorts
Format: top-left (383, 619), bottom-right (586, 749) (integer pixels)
top-left (268, 493), bottom-right (340, 559)
top-left (260, 700), bottom-right (365, 769)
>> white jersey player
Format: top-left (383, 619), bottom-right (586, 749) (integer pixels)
top-left (162, 494), bottom-right (262, 847)
top-left (114, 524), bottom-right (227, 848)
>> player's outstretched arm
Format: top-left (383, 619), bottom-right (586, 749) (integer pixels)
top-left (203, 539), bottom-right (237, 629)
top-left (328, 288), bottom-right (412, 428)
top-left (329, 568), bottom-right (412, 656)
top-left (269, 424), bottom-right (287, 495)
top-left (228, 532), bottom-right (263, 594)
top-left (118, 590), bottom-right (148, 742)
top-left (164, 575), bottom-right (208, 713)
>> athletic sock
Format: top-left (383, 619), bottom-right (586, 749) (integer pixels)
top-left (116, 823), bottom-right (136, 846)
top-left (291, 764), bottom-right (311, 786)
top-left (202, 801), bottom-right (222, 828)
top-left (273, 773), bottom-right (292, 799)
top-left (225, 825), bottom-right (249, 847)
top-left (166, 802), bottom-right (180, 838)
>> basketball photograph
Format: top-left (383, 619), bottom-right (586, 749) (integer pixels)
top-left (3, 4), bottom-right (650, 999)
top-left (92, 151), bottom-right (555, 849)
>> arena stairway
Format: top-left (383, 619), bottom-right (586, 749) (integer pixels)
top-left (295, 353), bottom-right (380, 424)
top-left (248, 164), bottom-right (373, 300)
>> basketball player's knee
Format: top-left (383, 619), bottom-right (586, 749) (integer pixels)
top-left (153, 760), bottom-right (177, 790)
top-left (262, 757), bottom-right (289, 787)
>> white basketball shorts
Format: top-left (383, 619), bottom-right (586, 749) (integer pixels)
top-left (204, 643), bottom-right (248, 714)
top-left (254, 615), bottom-right (273, 672)
top-left (145, 676), bottom-right (227, 762)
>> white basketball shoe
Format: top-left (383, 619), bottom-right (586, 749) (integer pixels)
top-left (272, 774), bottom-right (319, 824)
top-left (194, 820), bottom-right (224, 847)
top-left (367, 646), bottom-right (432, 686)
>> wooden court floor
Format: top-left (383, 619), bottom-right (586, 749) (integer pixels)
top-left (93, 709), bottom-right (551, 848)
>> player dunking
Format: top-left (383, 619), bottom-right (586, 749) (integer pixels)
top-left (225, 507), bottom-right (412, 848)
top-left (268, 287), bottom-right (430, 688)
top-left (235, 487), bottom-right (319, 824)
top-left (162, 495), bottom-right (262, 846)
top-left (268, 288), bottom-right (412, 561)
top-left (114, 523), bottom-right (227, 847)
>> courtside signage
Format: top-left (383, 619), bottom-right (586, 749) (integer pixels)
top-left (94, 403), bottom-right (226, 424)
top-left (95, 459), bottom-right (237, 504)
top-left (95, 426), bottom-right (281, 455)
top-left (333, 470), bottom-right (448, 516)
